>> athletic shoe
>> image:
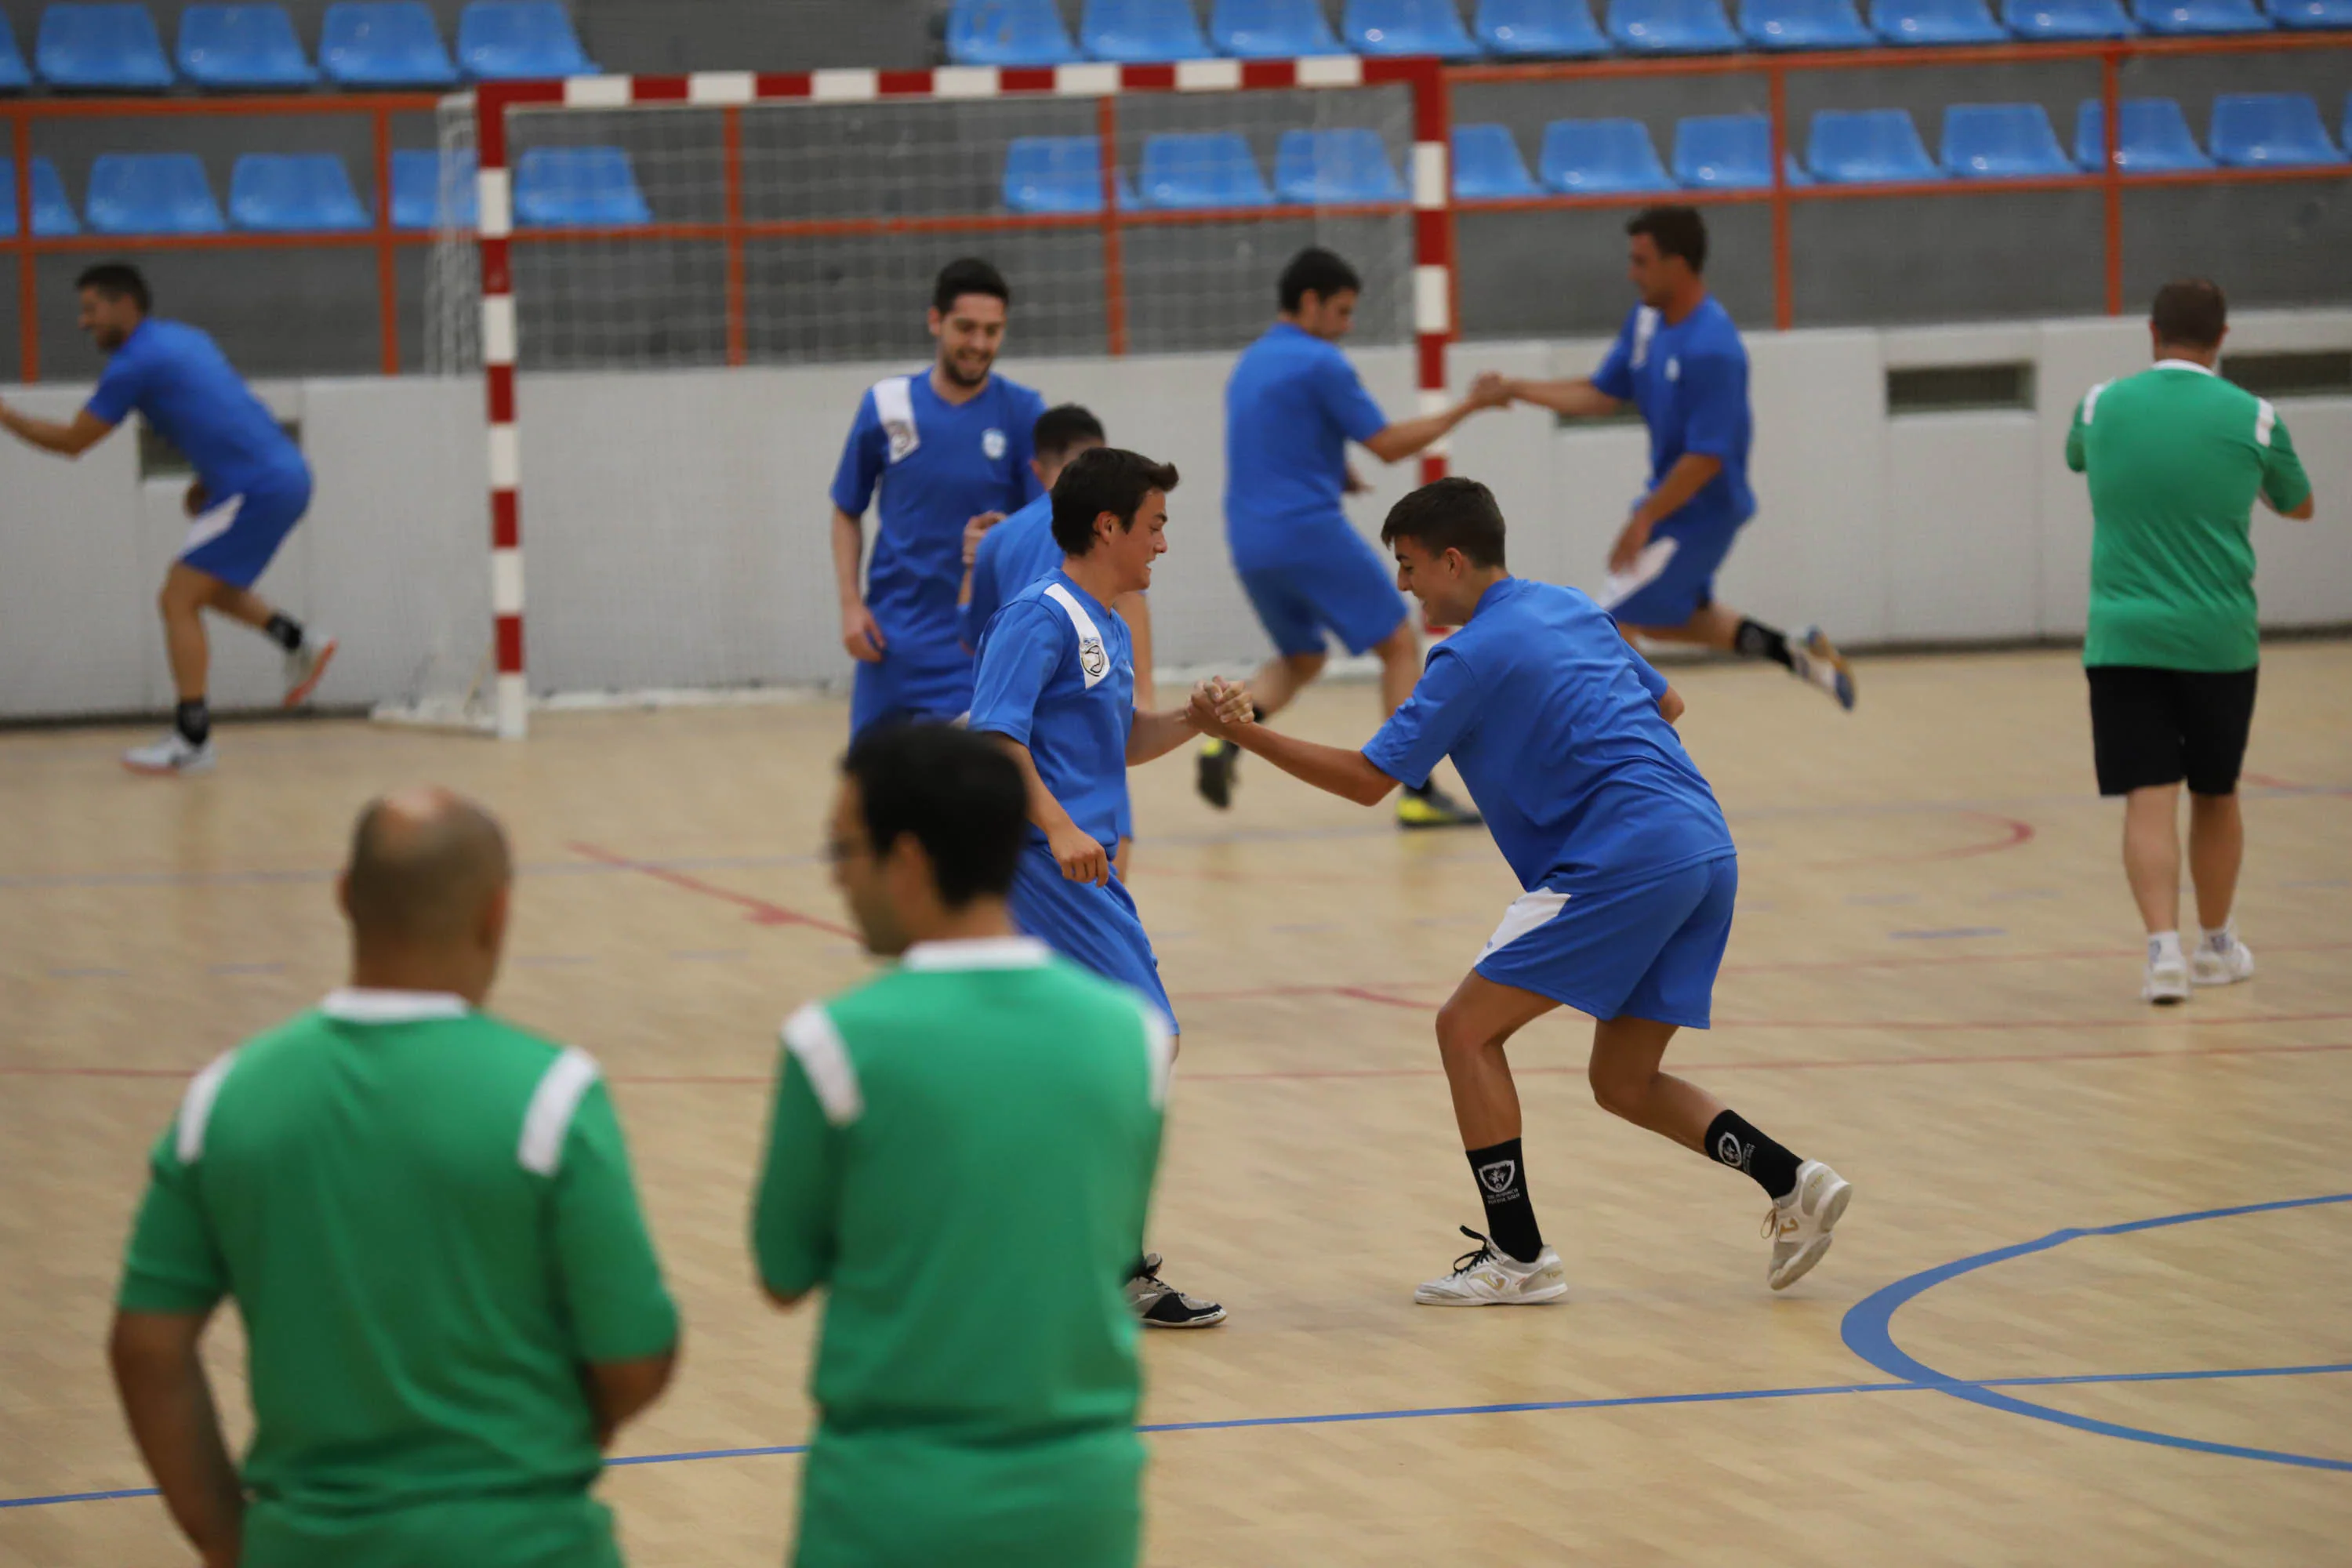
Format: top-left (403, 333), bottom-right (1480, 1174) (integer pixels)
top-left (1414, 1226), bottom-right (1568, 1306)
top-left (122, 732), bottom-right (216, 776)
top-left (1764, 1160), bottom-right (1852, 1291)
top-left (2143, 953), bottom-right (2191, 1004)
top-left (283, 632), bottom-right (339, 708)
top-left (1788, 626), bottom-right (1857, 711)
top-left (1396, 784), bottom-right (1483, 830)
top-left (1128, 1254), bottom-right (1225, 1328)
top-left (2192, 925), bottom-right (2256, 989)
top-left (1196, 739), bottom-right (1238, 811)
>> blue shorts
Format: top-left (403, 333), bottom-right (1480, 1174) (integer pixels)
top-left (1600, 521), bottom-right (1743, 630)
top-left (1237, 527), bottom-right (1410, 660)
top-left (850, 652), bottom-right (975, 738)
top-left (1008, 842), bottom-right (1176, 1032)
top-left (1473, 855), bottom-right (1737, 1029)
top-left (178, 471), bottom-right (310, 590)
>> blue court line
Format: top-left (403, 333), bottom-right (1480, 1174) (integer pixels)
top-left (1842, 1192), bottom-right (2352, 1472)
top-left (11, 1358), bottom-right (2347, 1512)
top-left (1889, 927), bottom-right (2004, 940)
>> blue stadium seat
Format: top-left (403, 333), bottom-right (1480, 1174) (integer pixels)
top-left (1475, 0), bottom-right (1610, 54)
top-left (2267, 0), bottom-right (2352, 26)
top-left (1210, 0), bottom-right (1345, 55)
top-left (946, 0), bottom-right (1083, 64)
top-left (86, 153), bottom-right (224, 234)
top-left (1137, 132), bottom-right (1271, 208)
top-left (1001, 136), bottom-right (1138, 212)
top-left (1606, 0), bottom-right (1742, 52)
top-left (1452, 123), bottom-right (1540, 198)
top-left (178, 5), bottom-right (317, 88)
top-left (2209, 92), bottom-right (2345, 167)
top-left (1671, 114), bottom-right (1810, 187)
top-left (2071, 97), bottom-right (2211, 170)
top-left (1538, 118), bottom-right (1671, 193)
top-left (1274, 128), bottom-right (1405, 202)
top-left (321, 3), bottom-right (458, 85)
top-left (2001, 0), bottom-right (2136, 35)
top-left (392, 147), bottom-right (477, 228)
top-left (2133, 0), bottom-right (2270, 29)
top-left (1741, 0), bottom-right (1872, 47)
top-left (1870, 0), bottom-right (2006, 41)
top-left (230, 153), bottom-right (367, 230)
top-left (36, 4), bottom-right (176, 89)
top-left (1344, 0), bottom-right (1484, 56)
top-left (457, 1), bottom-right (593, 79)
top-left (0, 14), bottom-right (31, 89)
top-left (0, 158), bottom-right (79, 236)
top-left (1806, 108), bottom-right (1940, 182)
top-left (1081, 0), bottom-right (1215, 60)
top-left (514, 146), bottom-right (649, 224)
top-left (1940, 103), bottom-right (2071, 178)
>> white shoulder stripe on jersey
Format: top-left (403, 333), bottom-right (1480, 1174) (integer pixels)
top-left (1042, 582), bottom-right (1112, 691)
top-left (1630, 305), bottom-right (1660, 371)
top-left (872, 375), bottom-right (920, 464)
top-left (175, 1048), bottom-right (243, 1163)
top-left (2256, 397), bottom-right (2277, 448)
top-left (1138, 1002), bottom-right (1176, 1109)
top-left (783, 1004), bottom-right (865, 1127)
top-left (2082, 379), bottom-right (2111, 424)
top-left (517, 1047), bottom-right (602, 1176)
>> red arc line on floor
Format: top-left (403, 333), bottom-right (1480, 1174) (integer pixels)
top-left (1810, 811), bottom-right (2037, 868)
top-left (564, 841), bottom-right (857, 938)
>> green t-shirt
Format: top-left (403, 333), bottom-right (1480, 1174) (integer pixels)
top-left (2067, 359), bottom-right (2310, 671)
top-left (753, 936), bottom-right (1170, 1568)
top-left (118, 989), bottom-right (677, 1563)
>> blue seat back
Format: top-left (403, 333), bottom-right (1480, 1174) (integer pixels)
top-left (87, 153), bottom-right (223, 234)
top-left (458, 1), bottom-right (593, 78)
top-left (514, 145), bottom-right (650, 225)
top-left (321, 2), bottom-right (456, 84)
top-left (1672, 113), bottom-right (1776, 186)
top-left (392, 147), bottom-right (477, 227)
top-left (2132, 0), bottom-right (2270, 29)
top-left (1451, 122), bottom-right (1539, 197)
top-left (2209, 91), bottom-right (2343, 166)
top-left (1538, 118), bottom-right (1670, 191)
top-left (1606, 0), bottom-right (1741, 51)
top-left (1475, 0), bottom-right (1609, 53)
top-left (946, 0), bottom-right (1082, 64)
top-left (0, 13), bottom-right (33, 89)
top-left (1138, 132), bottom-right (1270, 208)
top-left (1343, 0), bottom-right (1484, 56)
top-left (0, 158), bottom-right (81, 236)
top-left (230, 153), bottom-right (368, 231)
top-left (1999, 0), bottom-right (2137, 34)
top-left (1868, 0), bottom-right (2006, 42)
top-left (178, 5), bottom-right (315, 86)
top-left (37, 4), bottom-right (176, 89)
top-left (2267, 0), bottom-right (2352, 27)
top-left (1806, 107), bottom-right (1938, 181)
top-left (1940, 102), bottom-right (2071, 177)
top-left (1210, 0), bottom-right (1344, 55)
top-left (1274, 128), bottom-right (1405, 202)
top-left (2071, 97), bottom-right (2210, 169)
top-left (1740, 0), bottom-right (1871, 46)
top-left (1004, 136), bottom-right (1114, 213)
top-left (1081, 0), bottom-right (1214, 59)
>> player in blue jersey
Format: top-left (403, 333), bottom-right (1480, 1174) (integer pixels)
top-left (1499, 207), bottom-right (1855, 710)
top-left (1189, 477), bottom-right (1853, 1303)
top-left (1203, 247), bottom-right (1511, 828)
top-left (968, 445), bottom-right (1226, 1330)
top-left (0, 264), bottom-right (334, 775)
top-left (829, 258), bottom-right (1049, 737)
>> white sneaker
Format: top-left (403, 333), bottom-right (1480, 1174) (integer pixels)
top-left (1786, 626), bottom-right (1857, 711)
top-left (2143, 954), bottom-right (2191, 1004)
top-left (1764, 1160), bottom-right (1852, 1291)
top-left (2191, 926), bottom-right (2255, 989)
top-left (283, 632), bottom-right (339, 707)
top-left (1414, 1227), bottom-right (1567, 1306)
top-left (122, 731), bottom-right (216, 775)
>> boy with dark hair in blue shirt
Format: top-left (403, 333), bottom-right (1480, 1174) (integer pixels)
top-left (1500, 206), bottom-right (1856, 711)
top-left (1190, 477), bottom-right (1853, 1305)
top-left (829, 257), bottom-right (1048, 737)
top-left (0, 263), bottom-right (333, 775)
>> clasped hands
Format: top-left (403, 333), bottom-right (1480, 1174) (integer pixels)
top-left (1185, 677), bottom-right (1256, 741)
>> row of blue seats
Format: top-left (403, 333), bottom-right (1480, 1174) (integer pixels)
top-left (0, 2), bottom-right (589, 93)
top-left (950, 0), bottom-right (2352, 65)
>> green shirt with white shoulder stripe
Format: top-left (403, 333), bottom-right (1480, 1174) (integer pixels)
top-left (2067, 358), bottom-right (2311, 672)
top-left (117, 989), bottom-right (677, 1568)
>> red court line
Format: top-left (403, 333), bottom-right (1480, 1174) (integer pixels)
top-left (564, 842), bottom-right (855, 938)
top-left (1811, 811), bottom-right (2036, 869)
top-left (1725, 939), bottom-right (2352, 975)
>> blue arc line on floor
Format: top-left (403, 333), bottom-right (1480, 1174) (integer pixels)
top-left (9, 1359), bottom-right (2349, 1512)
top-left (1842, 1192), bottom-right (2352, 1472)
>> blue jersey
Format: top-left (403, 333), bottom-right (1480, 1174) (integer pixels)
top-left (1223, 322), bottom-right (1390, 571)
top-left (85, 319), bottom-right (307, 497)
top-left (961, 492), bottom-right (1060, 652)
top-left (967, 569), bottom-right (1134, 853)
top-left (830, 370), bottom-right (1047, 667)
top-left (1592, 298), bottom-right (1755, 538)
top-left (1363, 576), bottom-right (1733, 894)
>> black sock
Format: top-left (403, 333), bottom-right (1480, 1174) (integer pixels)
top-left (263, 612), bottom-right (304, 652)
top-left (1733, 618), bottom-right (1793, 670)
top-left (1704, 1110), bottom-right (1801, 1200)
top-left (174, 699), bottom-right (211, 747)
top-left (1465, 1138), bottom-right (1542, 1261)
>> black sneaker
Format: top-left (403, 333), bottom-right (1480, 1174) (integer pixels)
top-left (1396, 783), bottom-right (1482, 829)
top-left (1196, 738), bottom-right (1239, 811)
top-left (1127, 1253), bottom-right (1226, 1328)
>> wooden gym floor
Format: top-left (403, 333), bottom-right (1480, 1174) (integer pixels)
top-left (3, 641), bottom-right (2350, 1566)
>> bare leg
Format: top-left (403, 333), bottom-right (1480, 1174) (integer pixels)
top-left (2187, 790), bottom-right (2242, 931)
top-left (1586, 1014), bottom-right (1727, 1154)
top-left (1432, 971), bottom-right (1560, 1149)
top-left (1372, 619), bottom-right (1420, 717)
top-left (2122, 784), bottom-right (2183, 935)
top-left (1623, 602), bottom-right (1742, 652)
top-left (201, 578), bottom-right (276, 633)
top-left (1243, 650), bottom-right (1327, 721)
top-left (1112, 837), bottom-right (1132, 884)
top-left (158, 564), bottom-right (217, 703)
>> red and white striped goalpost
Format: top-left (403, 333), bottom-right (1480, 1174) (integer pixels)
top-left (471, 58), bottom-right (1457, 739)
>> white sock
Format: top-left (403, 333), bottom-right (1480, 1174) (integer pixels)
top-left (2200, 920), bottom-right (2237, 954)
top-left (2148, 931), bottom-right (2184, 967)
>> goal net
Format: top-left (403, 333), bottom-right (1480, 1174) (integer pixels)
top-left (395, 61), bottom-right (1447, 737)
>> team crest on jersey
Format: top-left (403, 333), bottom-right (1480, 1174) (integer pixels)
top-left (982, 428), bottom-right (1007, 460)
top-left (1079, 634), bottom-right (1108, 680)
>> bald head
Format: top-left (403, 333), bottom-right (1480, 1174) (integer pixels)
top-left (343, 787), bottom-right (512, 949)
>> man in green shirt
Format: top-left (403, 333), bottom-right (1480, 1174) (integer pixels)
top-left (110, 788), bottom-right (680, 1568)
top-left (754, 722), bottom-right (1170, 1568)
top-left (2066, 278), bottom-right (2316, 1004)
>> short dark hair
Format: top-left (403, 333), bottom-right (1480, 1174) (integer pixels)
top-left (933, 256), bottom-right (1011, 315)
top-left (842, 723), bottom-right (1026, 908)
top-left (1628, 205), bottom-right (1707, 274)
top-left (1051, 446), bottom-right (1179, 556)
top-left (2151, 278), bottom-right (2226, 350)
top-left (76, 263), bottom-right (151, 314)
top-left (1033, 404), bottom-right (1107, 464)
top-left (1279, 246), bottom-right (1361, 313)
top-left (1380, 477), bottom-right (1508, 569)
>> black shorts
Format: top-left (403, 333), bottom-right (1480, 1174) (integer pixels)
top-left (2086, 664), bottom-right (2259, 797)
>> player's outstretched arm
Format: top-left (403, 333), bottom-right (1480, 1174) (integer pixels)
top-left (1189, 681), bottom-right (1397, 807)
top-left (1126, 702), bottom-right (1199, 766)
top-left (1359, 372), bottom-right (1513, 465)
top-left (990, 735), bottom-right (1109, 886)
top-left (0, 401), bottom-right (114, 458)
top-left (1504, 377), bottom-right (1624, 420)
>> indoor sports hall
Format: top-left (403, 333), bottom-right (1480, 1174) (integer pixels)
top-left (2, 3), bottom-right (2348, 1563)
